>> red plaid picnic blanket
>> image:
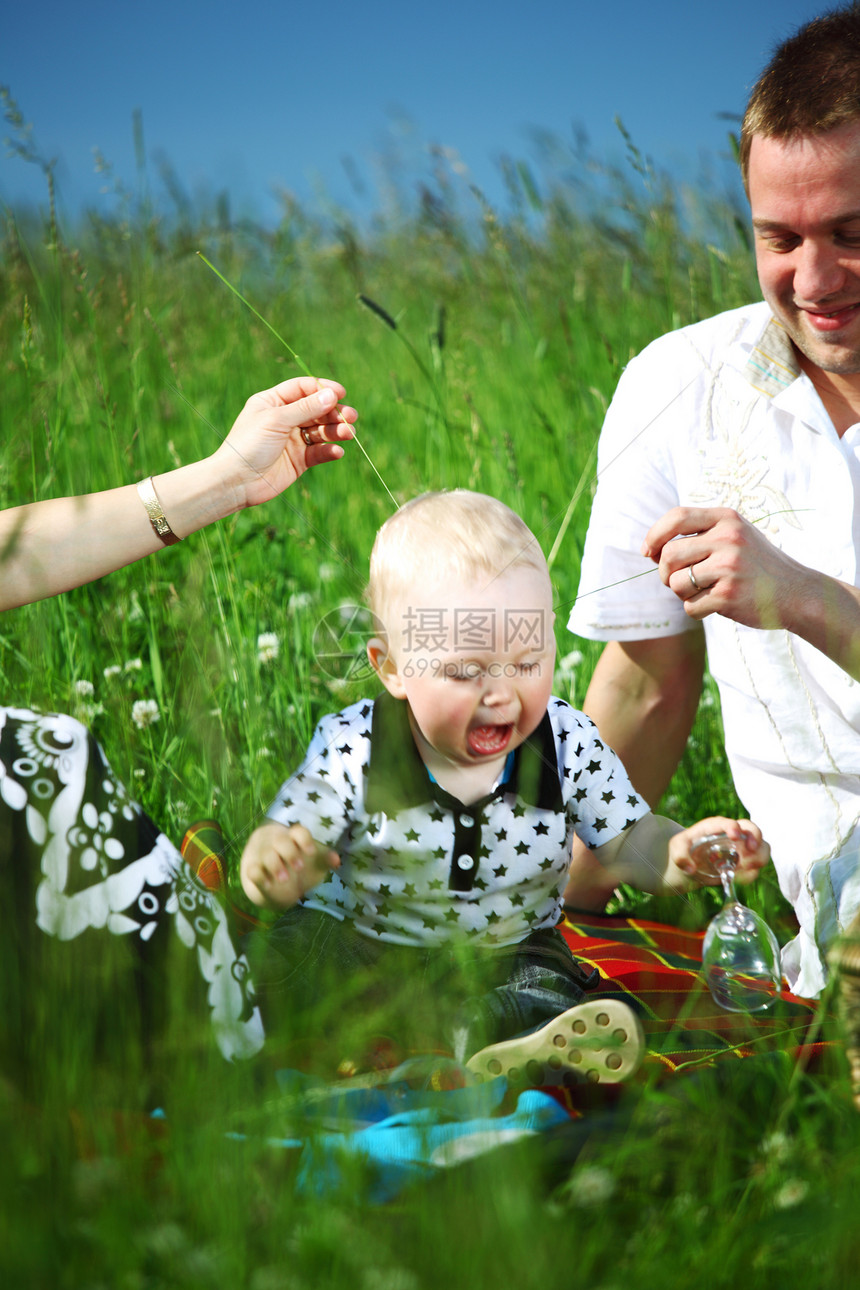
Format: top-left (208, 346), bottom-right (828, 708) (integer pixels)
top-left (559, 910), bottom-right (829, 1076)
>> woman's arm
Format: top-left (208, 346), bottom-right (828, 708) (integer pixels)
top-left (0, 377), bottom-right (356, 611)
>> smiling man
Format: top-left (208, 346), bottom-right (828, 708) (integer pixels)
top-left (750, 122), bottom-right (860, 398)
top-left (566, 6), bottom-right (860, 998)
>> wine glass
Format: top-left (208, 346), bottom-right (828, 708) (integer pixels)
top-left (691, 833), bottom-right (782, 1013)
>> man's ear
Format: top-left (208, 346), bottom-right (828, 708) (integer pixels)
top-left (367, 637), bottom-right (407, 699)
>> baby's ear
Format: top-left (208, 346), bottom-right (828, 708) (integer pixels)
top-left (367, 637), bottom-right (407, 699)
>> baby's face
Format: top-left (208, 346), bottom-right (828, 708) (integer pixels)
top-left (377, 566), bottom-right (556, 779)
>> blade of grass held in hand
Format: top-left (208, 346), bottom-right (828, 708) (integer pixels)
top-left (197, 252), bottom-right (398, 509)
top-left (558, 508), bottom-right (815, 613)
top-left (197, 252), bottom-right (312, 374)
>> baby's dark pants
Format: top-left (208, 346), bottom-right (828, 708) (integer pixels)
top-left (246, 909), bottom-right (599, 1064)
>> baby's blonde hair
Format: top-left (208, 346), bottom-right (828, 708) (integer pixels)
top-left (368, 490), bottom-right (549, 639)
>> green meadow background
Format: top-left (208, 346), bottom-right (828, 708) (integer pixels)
top-left (2, 117), bottom-right (859, 1286)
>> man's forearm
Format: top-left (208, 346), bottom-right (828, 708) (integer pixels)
top-left (786, 569), bottom-right (860, 682)
top-left (565, 633), bottom-right (705, 909)
top-left (582, 634), bottom-right (705, 805)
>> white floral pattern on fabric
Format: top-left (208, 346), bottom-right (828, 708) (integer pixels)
top-left (0, 706), bottom-right (263, 1061)
top-left (687, 367), bottom-right (802, 539)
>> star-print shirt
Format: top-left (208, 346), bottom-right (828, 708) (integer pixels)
top-left (266, 693), bottom-right (649, 948)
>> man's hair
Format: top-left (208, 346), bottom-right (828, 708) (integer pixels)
top-left (368, 490), bottom-right (548, 639)
top-left (740, 5), bottom-right (860, 187)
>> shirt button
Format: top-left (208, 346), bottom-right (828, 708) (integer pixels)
top-left (457, 854), bottom-right (475, 871)
top-left (459, 813), bottom-right (475, 827)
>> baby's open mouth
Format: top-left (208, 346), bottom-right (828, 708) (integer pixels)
top-left (467, 723), bottom-right (513, 756)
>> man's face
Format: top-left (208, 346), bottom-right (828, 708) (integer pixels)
top-left (749, 120), bottom-right (860, 379)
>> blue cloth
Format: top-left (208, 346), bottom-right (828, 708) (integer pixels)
top-left (227, 1068), bottom-right (569, 1202)
top-left (294, 1087), bottom-right (570, 1202)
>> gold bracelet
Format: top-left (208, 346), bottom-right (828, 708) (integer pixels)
top-left (136, 476), bottom-right (181, 546)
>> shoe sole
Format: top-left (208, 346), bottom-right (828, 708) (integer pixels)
top-left (465, 999), bottom-right (645, 1087)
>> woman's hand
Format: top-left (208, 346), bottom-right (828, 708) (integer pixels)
top-left (211, 376), bottom-right (358, 510)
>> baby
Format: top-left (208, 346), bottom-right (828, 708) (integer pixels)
top-left (241, 491), bottom-right (769, 1084)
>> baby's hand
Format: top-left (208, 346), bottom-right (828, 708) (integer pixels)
top-left (669, 817), bottom-right (770, 888)
top-left (240, 821), bottom-right (340, 910)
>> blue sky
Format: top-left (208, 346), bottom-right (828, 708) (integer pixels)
top-left (1, 0), bottom-right (829, 225)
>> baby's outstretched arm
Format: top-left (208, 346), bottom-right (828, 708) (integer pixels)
top-left (591, 813), bottom-right (770, 896)
top-left (240, 821), bottom-right (340, 910)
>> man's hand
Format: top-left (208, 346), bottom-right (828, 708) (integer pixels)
top-left (641, 505), bottom-right (805, 630)
top-left (642, 504), bottom-right (860, 679)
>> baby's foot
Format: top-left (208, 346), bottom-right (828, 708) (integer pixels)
top-left (465, 999), bottom-right (644, 1088)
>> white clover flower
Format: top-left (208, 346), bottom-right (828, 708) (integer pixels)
top-left (124, 657), bottom-right (143, 673)
top-left (288, 591), bottom-right (313, 611)
top-left (132, 699), bottom-right (160, 729)
top-left (74, 679), bottom-right (95, 697)
top-left (82, 702), bottom-right (105, 722)
top-left (564, 1165), bottom-right (616, 1206)
top-left (103, 664), bottom-right (122, 680)
top-left (557, 649), bottom-right (584, 674)
top-left (773, 1178), bottom-right (809, 1209)
top-left (760, 1130), bottom-right (792, 1162)
top-left (338, 600), bottom-right (365, 625)
top-left (318, 562), bottom-right (338, 582)
top-left (257, 632), bottom-right (280, 665)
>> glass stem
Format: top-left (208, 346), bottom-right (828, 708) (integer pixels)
top-left (720, 867), bottom-right (737, 903)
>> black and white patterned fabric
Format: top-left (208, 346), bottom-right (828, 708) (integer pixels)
top-left (0, 706), bottom-right (264, 1062)
top-left (267, 693), bottom-right (649, 948)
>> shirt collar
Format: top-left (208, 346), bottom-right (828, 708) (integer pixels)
top-left (741, 314), bottom-right (801, 398)
top-left (365, 690), bottom-right (563, 816)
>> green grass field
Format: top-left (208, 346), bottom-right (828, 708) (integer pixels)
top-left (2, 122), bottom-right (859, 1287)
